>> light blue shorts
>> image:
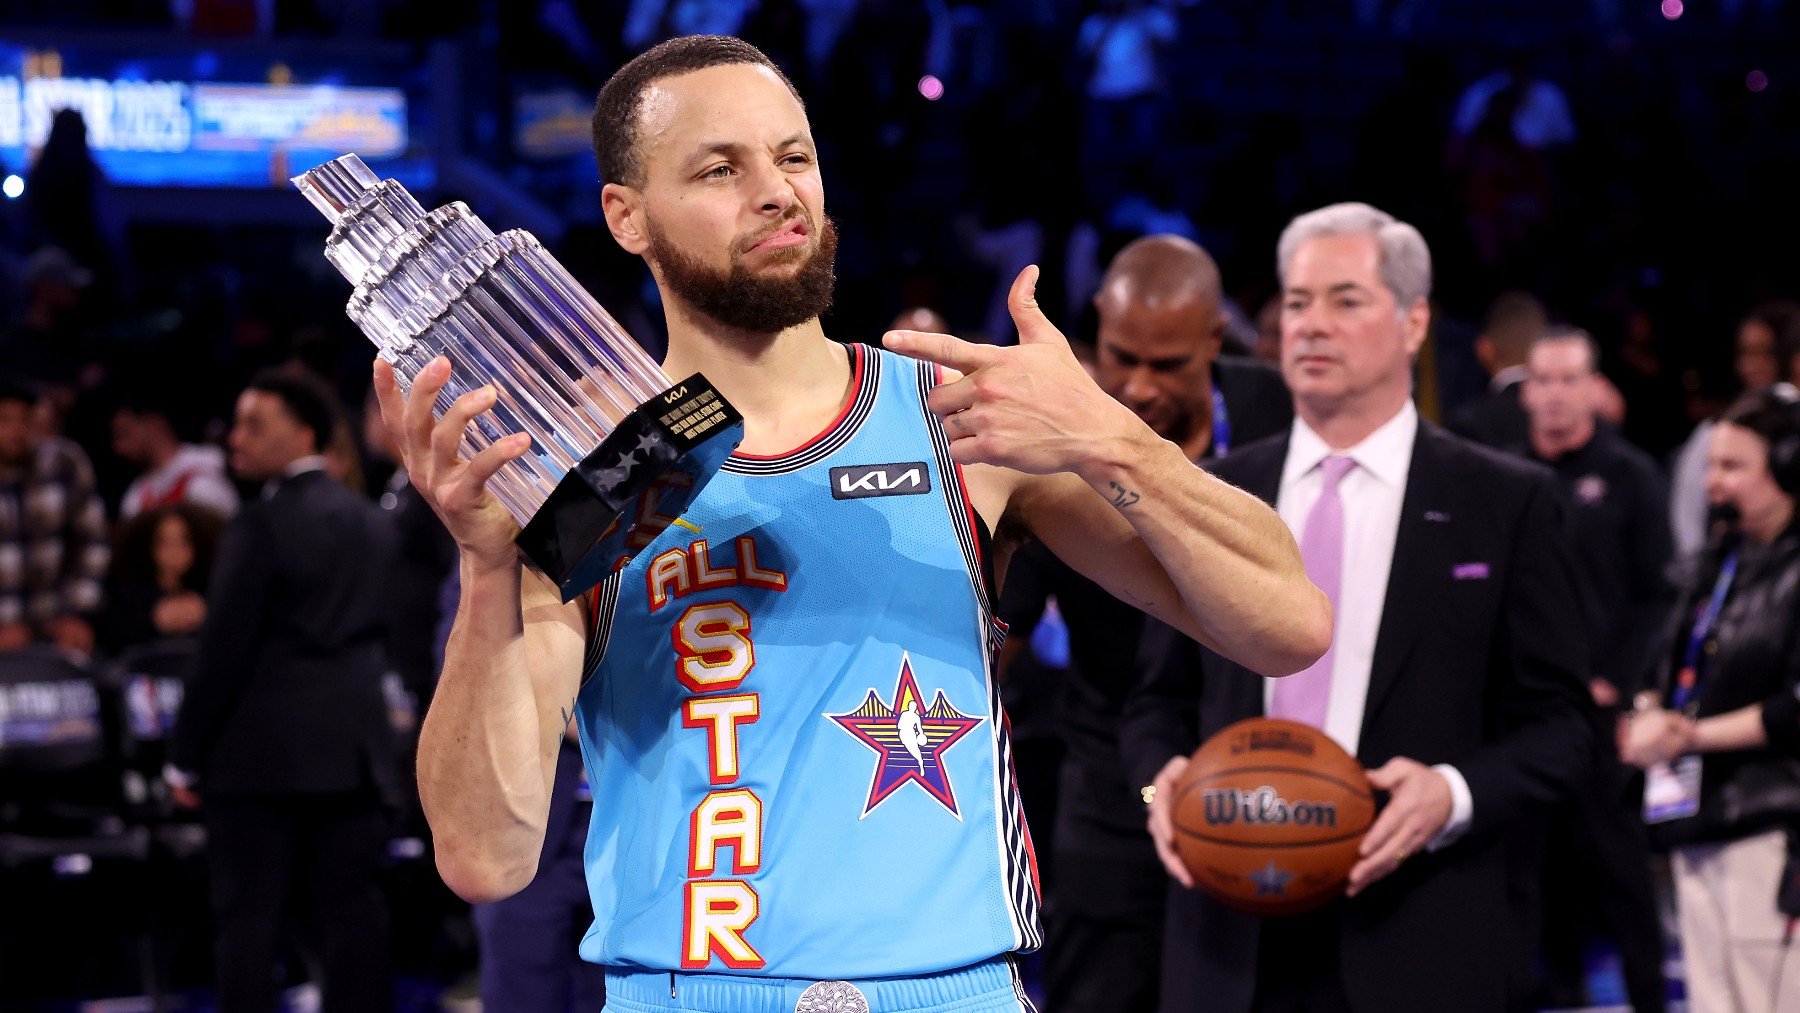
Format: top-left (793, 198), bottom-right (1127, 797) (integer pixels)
top-left (602, 955), bottom-right (1038, 1013)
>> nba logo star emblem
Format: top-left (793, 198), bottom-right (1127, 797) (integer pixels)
top-left (826, 653), bottom-right (984, 819)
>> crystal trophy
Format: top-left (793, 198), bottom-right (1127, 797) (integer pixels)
top-left (294, 154), bottom-right (743, 600)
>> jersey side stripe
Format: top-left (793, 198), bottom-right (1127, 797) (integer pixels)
top-left (916, 358), bottom-right (1043, 950)
top-left (580, 570), bottom-right (624, 686)
top-left (915, 362), bottom-right (991, 618)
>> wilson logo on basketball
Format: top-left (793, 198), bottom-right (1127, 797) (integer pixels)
top-left (1201, 785), bottom-right (1339, 828)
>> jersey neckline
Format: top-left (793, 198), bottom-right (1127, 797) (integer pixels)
top-left (722, 342), bottom-right (879, 476)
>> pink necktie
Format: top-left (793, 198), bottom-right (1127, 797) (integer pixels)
top-left (1269, 455), bottom-right (1355, 730)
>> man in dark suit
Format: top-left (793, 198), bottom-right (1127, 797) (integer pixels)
top-left (1122, 203), bottom-right (1593, 1013)
top-left (1001, 234), bottom-right (1292, 1013)
top-left (1446, 290), bottom-right (1544, 449)
top-left (169, 369), bottom-right (398, 1013)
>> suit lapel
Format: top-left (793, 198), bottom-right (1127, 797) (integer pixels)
top-left (1359, 425), bottom-right (1459, 742)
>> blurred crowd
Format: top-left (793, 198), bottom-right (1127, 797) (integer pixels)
top-left (3, 1), bottom-right (1800, 1011)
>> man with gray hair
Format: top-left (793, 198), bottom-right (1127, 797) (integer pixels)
top-left (1125, 201), bottom-right (1594, 1012)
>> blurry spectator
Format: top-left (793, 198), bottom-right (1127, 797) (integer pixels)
top-left (324, 412), bottom-right (366, 491)
top-left (101, 503), bottom-right (224, 655)
top-left (0, 375), bottom-right (107, 655)
top-left (1447, 87), bottom-right (1552, 284)
top-left (1518, 328), bottom-right (1676, 704)
top-left (1669, 300), bottom-right (1800, 557)
top-left (1001, 235), bottom-right (1289, 1013)
top-left (1450, 52), bottom-right (1577, 152)
top-left (1, 247), bottom-right (98, 387)
top-left (362, 390), bottom-right (456, 714)
top-left (169, 369), bottom-right (398, 1013)
top-left (112, 390), bottom-right (239, 520)
top-left (472, 724), bottom-right (605, 1013)
top-left (1077, 0), bottom-right (1177, 204)
top-left (1622, 387), bottom-right (1800, 1013)
top-left (1447, 290), bottom-right (1545, 448)
top-left (23, 110), bottom-right (129, 301)
top-left (1512, 326), bottom-right (1671, 1013)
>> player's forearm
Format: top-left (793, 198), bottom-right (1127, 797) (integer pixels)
top-left (417, 557), bottom-right (555, 902)
top-left (1084, 434), bottom-right (1331, 677)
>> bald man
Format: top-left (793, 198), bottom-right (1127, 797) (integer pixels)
top-left (998, 235), bottom-right (1290, 1013)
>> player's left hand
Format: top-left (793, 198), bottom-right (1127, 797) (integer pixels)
top-left (883, 266), bottom-right (1143, 476)
top-left (1346, 757), bottom-right (1452, 897)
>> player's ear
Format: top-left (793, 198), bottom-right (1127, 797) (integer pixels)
top-left (603, 183), bottom-right (650, 256)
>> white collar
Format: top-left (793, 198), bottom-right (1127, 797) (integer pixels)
top-left (1490, 364), bottom-right (1528, 391)
top-left (282, 455), bottom-right (329, 479)
top-left (1284, 400), bottom-right (1419, 491)
top-left (262, 455), bottom-right (329, 500)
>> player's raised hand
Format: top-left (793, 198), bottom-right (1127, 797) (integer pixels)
top-left (372, 356), bottom-right (532, 568)
top-left (882, 266), bottom-right (1142, 476)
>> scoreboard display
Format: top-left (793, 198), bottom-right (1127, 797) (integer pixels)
top-left (0, 41), bottom-right (433, 190)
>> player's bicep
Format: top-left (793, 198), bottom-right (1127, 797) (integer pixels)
top-left (1011, 471), bottom-right (1194, 638)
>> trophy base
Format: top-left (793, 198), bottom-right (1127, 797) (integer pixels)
top-left (516, 375), bottom-right (744, 602)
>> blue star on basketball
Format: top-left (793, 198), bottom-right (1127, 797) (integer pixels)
top-left (827, 653), bottom-right (984, 819)
top-left (1249, 860), bottom-right (1293, 897)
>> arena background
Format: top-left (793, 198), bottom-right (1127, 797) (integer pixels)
top-left (1, 1), bottom-right (1796, 1010)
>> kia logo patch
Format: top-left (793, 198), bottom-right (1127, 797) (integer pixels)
top-left (830, 463), bottom-right (931, 500)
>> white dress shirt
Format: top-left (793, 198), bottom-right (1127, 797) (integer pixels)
top-left (1264, 400), bottom-right (1473, 849)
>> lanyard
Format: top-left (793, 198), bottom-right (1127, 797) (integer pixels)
top-left (1672, 551), bottom-right (1739, 713)
top-left (1210, 386), bottom-right (1232, 457)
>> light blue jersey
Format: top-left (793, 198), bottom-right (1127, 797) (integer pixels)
top-left (573, 343), bottom-right (1042, 979)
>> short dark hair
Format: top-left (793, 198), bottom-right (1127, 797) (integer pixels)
top-left (1529, 325), bottom-right (1601, 374)
top-left (591, 35), bottom-right (802, 188)
top-left (245, 368), bottom-right (341, 455)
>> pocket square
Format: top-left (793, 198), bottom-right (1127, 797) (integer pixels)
top-left (1452, 562), bottom-right (1490, 580)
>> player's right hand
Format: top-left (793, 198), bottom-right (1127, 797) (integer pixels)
top-left (372, 356), bottom-right (533, 568)
top-left (1146, 754), bottom-right (1194, 888)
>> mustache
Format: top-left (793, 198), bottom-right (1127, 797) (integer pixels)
top-left (740, 209), bottom-right (811, 253)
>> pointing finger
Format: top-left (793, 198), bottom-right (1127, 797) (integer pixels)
top-left (883, 329), bottom-right (1003, 374)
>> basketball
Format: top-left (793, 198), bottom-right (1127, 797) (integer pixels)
top-left (1169, 718), bottom-right (1376, 917)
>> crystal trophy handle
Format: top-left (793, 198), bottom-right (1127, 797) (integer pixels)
top-left (294, 154), bottom-right (743, 600)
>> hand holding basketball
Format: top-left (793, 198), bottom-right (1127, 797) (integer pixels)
top-left (1346, 757), bottom-right (1453, 897)
top-left (1146, 755), bottom-right (1195, 888)
top-left (1166, 719), bottom-right (1376, 916)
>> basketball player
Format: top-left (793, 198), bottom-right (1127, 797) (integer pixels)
top-left (374, 36), bottom-right (1329, 1012)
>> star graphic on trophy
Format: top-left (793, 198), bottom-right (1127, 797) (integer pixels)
top-left (1249, 860), bottom-right (1293, 898)
top-left (629, 431), bottom-right (661, 463)
top-left (826, 654), bottom-right (984, 819)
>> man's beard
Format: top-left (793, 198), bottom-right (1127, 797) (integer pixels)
top-left (647, 212), bottom-right (839, 335)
